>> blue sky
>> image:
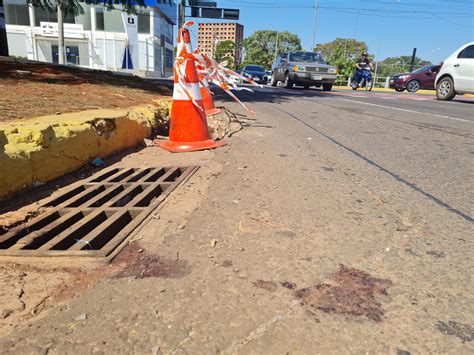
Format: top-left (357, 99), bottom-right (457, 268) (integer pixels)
top-left (188, 0), bottom-right (474, 64)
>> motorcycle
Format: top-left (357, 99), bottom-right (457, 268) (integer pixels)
top-left (351, 68), bottom-right (373, 91)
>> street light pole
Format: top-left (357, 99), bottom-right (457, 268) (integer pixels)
top-left (311, 0), bottom-right (318, 50)
top-left (274, 31), bottom-right (279, 61)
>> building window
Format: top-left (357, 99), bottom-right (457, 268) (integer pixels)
top-left (75, 4), bottom-right (91, 30)
top-left (137, 11), bottom-right (150, 34)
top-left (4, 0), bottom-right (30, 26)
top-left (165, 48), bottom-right (173, 68)
top-left (164, 20), bottom-right (172, 44)
top-left (35, 6), bottom-right (75, 25)
top-left (95, 7), bottom-right (104, 30)
top-left (103, 8), bottom-right (124, 32)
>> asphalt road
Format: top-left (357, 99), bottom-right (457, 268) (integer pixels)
top-left (238, 85), bottom-right (474, 222)
top-left (1, 86), bottom-right (472, 353)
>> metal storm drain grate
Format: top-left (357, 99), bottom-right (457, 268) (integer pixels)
top-left (0, 166), bottom-right (198, 259)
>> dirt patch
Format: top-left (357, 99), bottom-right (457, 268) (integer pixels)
top-left (436, 320), bottom-right (474, 342)
top-left (280, 281), bottom-right (297, 290)
top-left (295, 265), bottom-right (392, 321)
top-left (207, 107), bottom-right (244, 141)
top-left (252, 279), bottom-right (278, 292)
top-left (0, 60), bottom-right (171, 121)
top-left (113, 244), bottom-right (190, 279)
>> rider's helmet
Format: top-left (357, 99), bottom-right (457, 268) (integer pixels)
top-left (361, 51), bottom-right (368, 58)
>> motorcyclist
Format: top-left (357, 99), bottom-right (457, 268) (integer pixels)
top-left (352, 52), bottom-right (374, 87)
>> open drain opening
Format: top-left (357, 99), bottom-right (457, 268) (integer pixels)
top-left (0, 166), bottom-right (198, 258)
top-left (145, 168), bottom-right (166, 182)
top-left (164, 168), bottom-right (183, 182)
top-left (134, 185), bottom-right (164, 207)
top-left (84, 211), bottom-right (133, 250)
top-left (91, 168), bottom-right (120, 182)
top-left (89, 185), bottom-right (125, 207)
top-left (0, 212), bottom-right (61, 249)
top-left (22, 212), bottom-right (85, 250)
top-left (67, 186), bottom-right (106, 207)
top-left (46, 186), bottom-right (85, 207)
top-left (51, 212), bottom-right (108, 250)
top-left (110, 168), bottom-right (135, 182)
top-left (112, 186), bottom-right (144, 207)
top-left (127, 168), bottom-right (152, 182)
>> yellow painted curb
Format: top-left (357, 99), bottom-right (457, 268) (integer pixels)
top-left (0, 99), bottom-right (171, 200)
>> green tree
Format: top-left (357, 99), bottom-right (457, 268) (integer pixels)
top-left (243, 30), bottom-right (302, 69)
top-left (314, 38), bottom-right (368, 77)
top-left (378, 56), bottom-right (432, 77)
top-left (215, 40), bottom-right (236, 69)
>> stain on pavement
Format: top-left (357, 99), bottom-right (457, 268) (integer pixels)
top-left (295, 265), bottom-right (392, 321)
top-left (114, 244), bottom-right (189, 279)
top-left (436, 320), bottom-right (474, 342)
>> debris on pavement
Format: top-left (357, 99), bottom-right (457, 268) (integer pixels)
top-left (90, 157), bottom-right (105, 167)
top-left (252, 280), bottom-right (278, 292)
top-left (74, 313), bottom-right (87, 321)
top-left (143, 138), bottom-right (154, 147)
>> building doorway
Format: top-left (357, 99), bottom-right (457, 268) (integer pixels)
top-left (52, 44), bottom-right (79, 65)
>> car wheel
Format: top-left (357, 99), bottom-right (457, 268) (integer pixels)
top-left (436, 77), bottom-right (456, 101)
top-left (323, 84), bottom-right (333, 91)
top-left (406, 80), bottom-right (421, 93)
top-left (284, 73), bottom-right (293, 88)
top-left (270, 74), bottom-right (277, 87)
top-left (303, 85), bottom-right (310, 90)
top-left (395, 88), bottom-right (405, 92)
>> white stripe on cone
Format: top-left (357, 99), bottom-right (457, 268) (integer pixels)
top-left (173, 82), bottom-right (201, 101)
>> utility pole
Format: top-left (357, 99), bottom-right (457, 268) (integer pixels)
top-left (57, 0), bottom-right (65, 64)
top-left (311, 0), bottom-right (318, 50)
top-left (179, 0), bottom-right (186, 29)
top-left (409, 48), bottom-right (417, 72)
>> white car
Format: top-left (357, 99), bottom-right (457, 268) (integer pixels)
top-left (435, 42), bottom-right (474, 101)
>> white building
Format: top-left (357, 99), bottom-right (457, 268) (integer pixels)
top-left (4, 0), bottom-right (176, 77)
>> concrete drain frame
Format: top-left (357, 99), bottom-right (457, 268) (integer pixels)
top-left (0, 166), bottom-right (198, 261)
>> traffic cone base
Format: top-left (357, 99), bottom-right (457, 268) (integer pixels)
top-left (155, 139), bottom-right (227, 153)
top-left (200, 86), bottom-right (221, 117)
top-left (205, 107), bottom-right (221, 116)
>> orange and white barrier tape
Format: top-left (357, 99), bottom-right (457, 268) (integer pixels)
top-left (173, 21), bottom-right (261, 115)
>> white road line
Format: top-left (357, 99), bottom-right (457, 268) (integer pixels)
top-left (338, 98), bottom-right (473, 123)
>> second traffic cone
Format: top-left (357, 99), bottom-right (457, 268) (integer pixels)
top-left (199, 74), bottom-right (221, 116)
top-left (156, 26), bottom-right (226, 153)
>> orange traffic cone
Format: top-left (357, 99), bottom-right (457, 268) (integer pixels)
top-left (199, 73), bottom-right (221, 116)
top-left (156, 24), bottom-right (226, 153)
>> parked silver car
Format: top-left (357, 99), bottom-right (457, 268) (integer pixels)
top-left (270, 51), bottom-right (337, 90)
